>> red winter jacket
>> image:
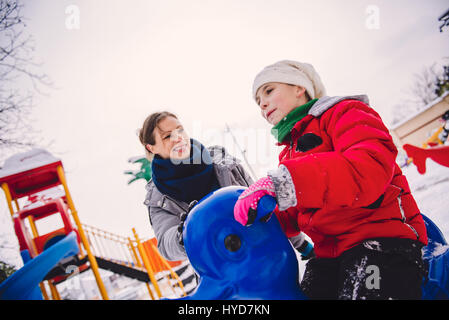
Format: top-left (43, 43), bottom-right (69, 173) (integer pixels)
top-left (274, 96), bottom-right (428, 258)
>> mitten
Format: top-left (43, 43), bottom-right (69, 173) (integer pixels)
top-left (234, 177), bottom-right (276, 226)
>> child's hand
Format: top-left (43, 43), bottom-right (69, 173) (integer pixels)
top-left (234, 177), bottom-right (277, 226)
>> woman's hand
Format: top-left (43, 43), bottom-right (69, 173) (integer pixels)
top-left (177, 200), bottom-right (198, 246)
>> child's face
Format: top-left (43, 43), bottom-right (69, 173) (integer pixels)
top-left (146, 116), bottom-right (191, 160)
top-left (255, 82), bottom-right (307, 125)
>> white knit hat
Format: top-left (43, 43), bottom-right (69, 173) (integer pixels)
top-left (252, 60), bottom-right (327, 101)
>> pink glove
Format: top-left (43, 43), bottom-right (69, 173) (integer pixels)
top-left (234, 177), bottom-right (276, 226)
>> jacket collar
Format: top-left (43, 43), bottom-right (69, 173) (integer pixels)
top-left (308, 94), bottom-right (369, 117)
top-left (276, 94), bottom-right (370, 146)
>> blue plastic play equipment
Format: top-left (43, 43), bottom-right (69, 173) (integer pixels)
top-left (421, 214), bottom-right (449, 299)
top-left (0, 231), bottom-right (79, 300)
top-left (180, 186), bottom-right (307, 300)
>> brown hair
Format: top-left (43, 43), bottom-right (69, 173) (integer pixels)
top-left (139, 111), bottom-right (178, 153)
top-left (287, 84), bottom-right (311, 102)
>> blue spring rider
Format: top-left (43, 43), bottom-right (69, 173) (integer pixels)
top-left (181, 186), bottom-right (306, 300)
top-left (178, 186), bottom-right (449, 300)
top-left (421, 214), bottom-right (449, 299)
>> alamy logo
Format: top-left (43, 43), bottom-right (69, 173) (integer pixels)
top-left (365, 5), bottom-right (380, 30)
top-left (65, 5), bottom-right (80, 30)
top-left (65, 265), bottom-right (81, 290)
top-left (365, 264), bottom-right (381, 290)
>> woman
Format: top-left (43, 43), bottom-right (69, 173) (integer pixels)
top-left (139, 111), bottom-right (313, 265)
top-left (139, 111), bottom-right (254, 262)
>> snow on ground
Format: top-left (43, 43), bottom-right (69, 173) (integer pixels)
top-left (401, 158), bottom-right (449, 238)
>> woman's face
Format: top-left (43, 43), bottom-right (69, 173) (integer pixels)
top-left (146, 116), bottom-right (191, 160)
top-left (255, 82), bottom-right (307, 125)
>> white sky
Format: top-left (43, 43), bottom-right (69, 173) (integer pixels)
top-left (1, 0), bottom-right (449, 243)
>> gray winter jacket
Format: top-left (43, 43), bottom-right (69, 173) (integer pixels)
top-left (144, 145), bottom-right (254, 261)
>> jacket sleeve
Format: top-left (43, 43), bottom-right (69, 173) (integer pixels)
top-left (288, 232), bottom-right (306, 248)
top-left (148, 205), bottom-right (187, 261)
top-left (278, 100), bottom-right (398, 210)
top-left (209, 144), bottom-right (255, 186)
top-left (273, 209), bottom-right (311, 252)
top-left (235, 162), bottom-right (255, 186)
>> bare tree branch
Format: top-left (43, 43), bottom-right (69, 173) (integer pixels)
top-left (0, 0), bottom-right (52, 159)
top-left (391, 63), bottom-right (444, 125)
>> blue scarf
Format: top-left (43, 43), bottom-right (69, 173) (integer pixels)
top-left (151, 139), bottom-right (220, 204)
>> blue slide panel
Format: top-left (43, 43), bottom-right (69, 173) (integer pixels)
top-left (0, 232), bottom-right (79, 300)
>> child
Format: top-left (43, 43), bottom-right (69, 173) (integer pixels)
top-left (234, 60), bottom-right (428, 300)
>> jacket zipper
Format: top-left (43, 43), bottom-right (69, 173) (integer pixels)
top-left (397, 195), bottom-right (419, 240)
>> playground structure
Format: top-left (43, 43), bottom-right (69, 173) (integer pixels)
top-left (0, 149), bottom-right (190, 300)
top-left (401, 105), bottom-right (449, 173)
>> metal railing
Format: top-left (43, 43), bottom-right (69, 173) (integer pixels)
top-left (82, 223), bottom-right (186, 299)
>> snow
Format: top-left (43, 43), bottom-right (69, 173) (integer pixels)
top-left (21, 186), bottom-right (66, 210)
top-left (0, 148), bottom-right (60, 178)
top-left (401, 157), bottom-right (449, 238)
top-left (432, 243), bottom-right (449, 257)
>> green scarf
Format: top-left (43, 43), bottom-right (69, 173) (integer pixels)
top-left (271, 99), bottom-right (318, 143)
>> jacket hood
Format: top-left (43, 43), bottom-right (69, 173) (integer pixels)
top-left (308, 95), bottom-right (370, 117)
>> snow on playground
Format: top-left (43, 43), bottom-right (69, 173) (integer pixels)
top-left (0, 149), bottom-right (60, 179)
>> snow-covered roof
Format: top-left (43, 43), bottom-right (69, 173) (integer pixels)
top-left (0, 148), bottom-right (61, 179)
top-left (390, 91), bottom-right (449, 130)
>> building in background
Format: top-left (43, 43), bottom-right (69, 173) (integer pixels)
top-left (390, 92), bottom-right (449, 148)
